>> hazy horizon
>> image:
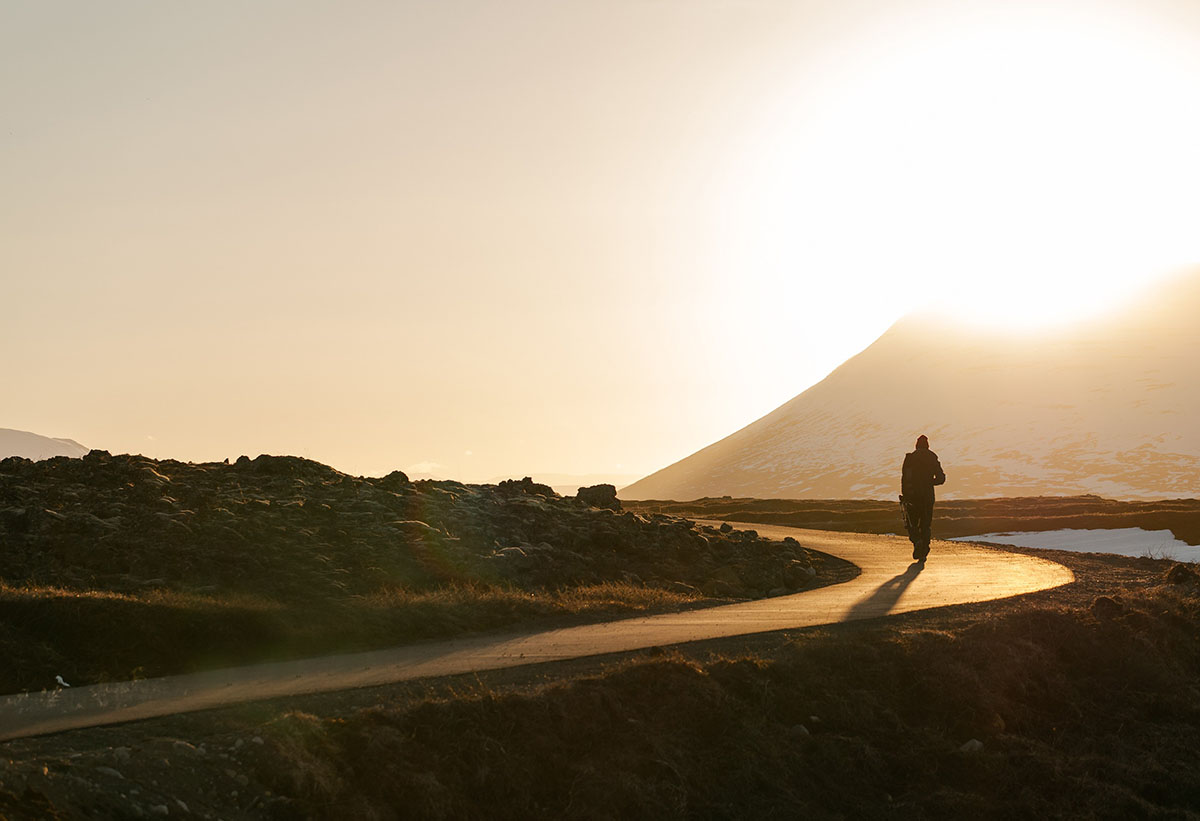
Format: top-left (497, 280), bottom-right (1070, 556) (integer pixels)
top-left (6, 0), bottom-right (1200, 482)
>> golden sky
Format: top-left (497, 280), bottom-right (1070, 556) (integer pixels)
top-left (4, 1), bottom-right (1199, 481)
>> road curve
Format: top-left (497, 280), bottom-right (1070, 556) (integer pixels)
top-left (0, 526), bottom-right (1072, 741)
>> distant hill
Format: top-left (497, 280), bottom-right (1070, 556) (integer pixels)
top-left (0, 428), bottom-right (88, 461)
top-left (623, 271), bottom-right (1200, 501)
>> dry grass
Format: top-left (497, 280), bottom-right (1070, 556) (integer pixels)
top-left (0, 580), bottom-right (701, 694)
top-left (360, 581), bottom-right (698, 615)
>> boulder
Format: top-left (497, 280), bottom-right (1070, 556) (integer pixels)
top-left (378, 470), bottom-right (410, 491)
top-left (387, 520), bottom-right (444, 542)
top-left (1165, 563), bottom-right (1199, 587)
top-left (0, 507), bottom-right (30, 534)
top-left (246, 454), bottom-right (333, 478)
top-left (1091, 595), bottom-right (1124, 620)
top-left (576, 484), bottom-right (621, 511)
top-left (709, 565), bottom-right (743, 587)
top-left (783, 561), bottom-right (815, 589)
top-left (701, 578), bottom-right (739, 598)
top-left (497, 477), bottom-right (558, 498)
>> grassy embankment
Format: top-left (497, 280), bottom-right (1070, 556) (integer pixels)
top-left (0, 452), bottom-right (851, 693)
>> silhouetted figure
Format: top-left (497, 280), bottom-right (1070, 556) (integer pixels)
top-left (901, 434), bottom-right (946, 561)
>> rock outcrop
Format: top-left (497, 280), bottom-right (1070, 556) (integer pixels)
top-left (575, 484), bottom-right (621, 511)
top-left (0, 454), bottom-right (836, 605)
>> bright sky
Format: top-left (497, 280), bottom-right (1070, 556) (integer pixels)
top-left (4, 0), bottom-right (1199, 481)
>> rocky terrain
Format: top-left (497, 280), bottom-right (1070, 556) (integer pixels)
top-left (627, 495), bottom-right (1200, 545)
top-left (0, 452), bottom-right (851, 694)
top-left (623, 269), bottom-right (1200, 501)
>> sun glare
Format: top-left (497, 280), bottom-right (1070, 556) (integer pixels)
top-left (724, 4), bottom-right (1200, 330)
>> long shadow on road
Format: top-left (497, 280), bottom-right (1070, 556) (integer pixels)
top-left (845, 561), bottom-right (925, 622)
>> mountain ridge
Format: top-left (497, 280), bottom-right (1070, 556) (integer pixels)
top-left (623, 271), bottom-right (1200, 501)
top-left (0, 428), bottom-right (89, 461)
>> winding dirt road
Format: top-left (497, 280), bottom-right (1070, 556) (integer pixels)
top-left (0, 525), bottom-right (1073, 741)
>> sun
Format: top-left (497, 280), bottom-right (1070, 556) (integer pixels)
top-left (721, 3), bottom-right (1200, 330)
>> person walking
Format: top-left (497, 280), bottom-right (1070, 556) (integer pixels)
top-left (901, 434), bottom-right (946, 561)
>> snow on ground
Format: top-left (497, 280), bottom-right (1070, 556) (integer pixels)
top-left (950, 528), bottom-right (1200, 563)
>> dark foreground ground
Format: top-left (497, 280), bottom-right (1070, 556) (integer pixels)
top-left (2, 543), bottom-right (1198, 820)
top-left (626, 495), bottom-right (1200, 546)
top-left (0, 453), bottom-right (849, 695)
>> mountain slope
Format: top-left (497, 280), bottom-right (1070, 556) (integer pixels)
top-left (624, 272), bottom-right (1200, 500)
top-left (0, 428), bottom-right (88, 461)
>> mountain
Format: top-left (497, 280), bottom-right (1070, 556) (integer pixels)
top-left (0, 428), bottom-right (89, 461)
top-left (623, 271), bottom-right (1200, 501)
